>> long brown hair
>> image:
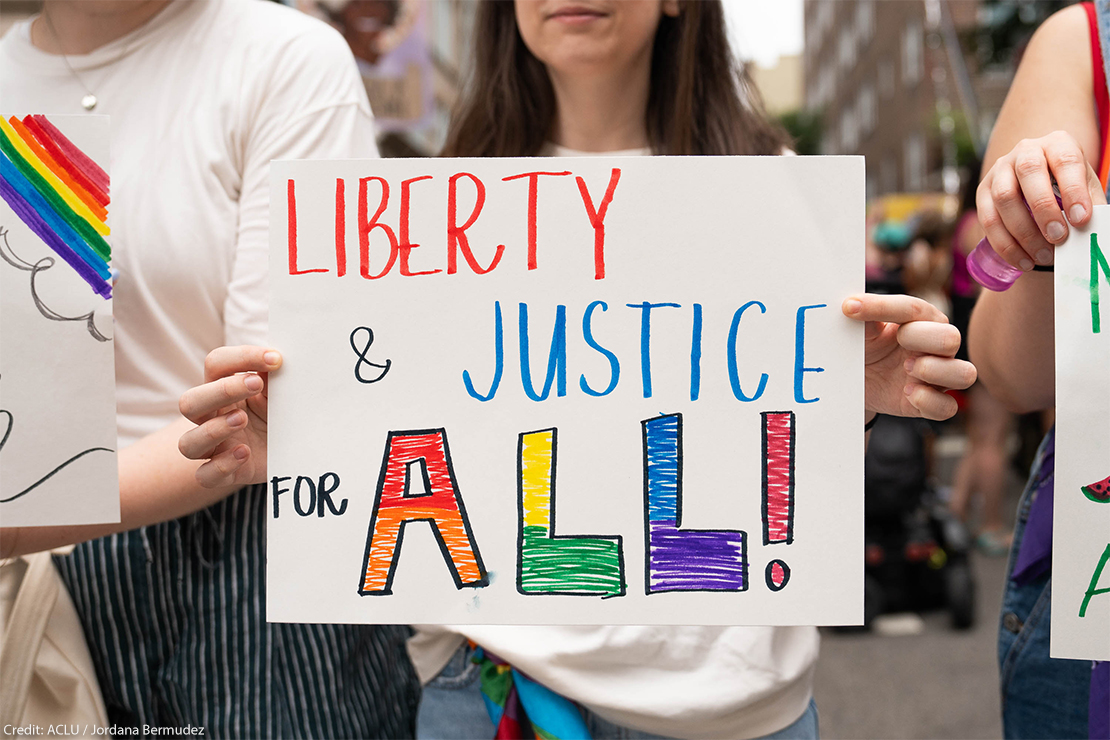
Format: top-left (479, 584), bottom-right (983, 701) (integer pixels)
top-left (441, 0), bottom-right (790, 157)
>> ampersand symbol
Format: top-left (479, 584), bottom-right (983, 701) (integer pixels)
top-left (350, 326), bottom-right (391, 384)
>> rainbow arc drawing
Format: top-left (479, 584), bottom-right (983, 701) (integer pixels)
top-left (0, 114), bottom-right (112, 297)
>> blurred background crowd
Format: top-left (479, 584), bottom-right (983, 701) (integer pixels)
top-left (0, 1), bottom-right (1080, 737)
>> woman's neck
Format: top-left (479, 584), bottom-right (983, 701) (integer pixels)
top-left (31, 0), bottom-right (172, 55)
top-left (547, 62), bottom-right (652, 153)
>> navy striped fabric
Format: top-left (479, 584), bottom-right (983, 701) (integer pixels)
top-left (54, 483), bottom-right (419, 737)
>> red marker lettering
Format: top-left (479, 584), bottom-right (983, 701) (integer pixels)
top-left (287, 178), bottom-right (327, 275)
top-left (335, 178), bottom-right (346, 277)
top-left (359, 176), bottom-right (400, 280)
top-left (447, 172), bottom-right (504, 275)
top-left (503, 171), bottom-right (571, 270)
top-left (576, 168), bottom-right (622, 280)
top-left (399, 175), bottom-right (440, 277)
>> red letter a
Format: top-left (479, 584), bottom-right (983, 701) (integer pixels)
top-left (359, 429), bottom-right (488, 595)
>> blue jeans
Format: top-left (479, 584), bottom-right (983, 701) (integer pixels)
top-left (998, 434), bottom-right (1089, 739)
top-left (417, 644), bottom-right (819, 740)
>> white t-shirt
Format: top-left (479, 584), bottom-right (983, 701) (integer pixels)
top-left (410, 145), bottom-right (818, 740)
top-left (0, 0), bottom-right (379, 446)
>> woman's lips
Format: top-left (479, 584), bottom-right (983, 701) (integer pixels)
top-left (547, 6), bottom-right (608, 24)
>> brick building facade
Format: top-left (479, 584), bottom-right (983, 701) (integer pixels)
top-left (804, 0), bottom-right (1052, 198)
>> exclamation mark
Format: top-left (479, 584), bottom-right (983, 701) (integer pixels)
top-left (762, 411), bottom-right (795, 591)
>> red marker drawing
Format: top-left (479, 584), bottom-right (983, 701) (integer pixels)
top-left (762, 411), bottom-right (795, 591)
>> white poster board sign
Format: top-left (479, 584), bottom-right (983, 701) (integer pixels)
top-left (268, 156), bottom-right (864, 625)
top-left (1053, 205), bottom-right (1110, 660)
top-left (0, 114), bottom-right (119, 526)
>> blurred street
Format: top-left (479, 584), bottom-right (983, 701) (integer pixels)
top-left (815, 434), bottom-right (1025, 740)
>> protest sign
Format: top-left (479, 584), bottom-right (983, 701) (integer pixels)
top-left (0, 114), bottom-right (118, 526)
top-left (1053, 206), bottom-right (1110, 660)
top-left (267, 156), bottom-right (863, 625)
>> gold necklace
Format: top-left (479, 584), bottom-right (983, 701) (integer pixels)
top-left (41, 9), bottom-right (100, 111)
top-left (39, 1), bottom-right (169, 111)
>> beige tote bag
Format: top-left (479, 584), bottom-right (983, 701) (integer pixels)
top-left (0, 551), bottom-right (108, 727)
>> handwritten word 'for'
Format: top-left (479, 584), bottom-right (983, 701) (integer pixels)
top-left (285, 169), bottom-right (621, 281)
top-left (274, 412), bottom-right (798, 597)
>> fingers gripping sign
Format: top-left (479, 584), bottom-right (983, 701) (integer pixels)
top-left (842, 294), bottom-right (976, 422)
top-left (178, 345), bottom-right (282, 488)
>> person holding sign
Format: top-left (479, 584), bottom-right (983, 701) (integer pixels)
top-left (968, 3), bottom-right (1109, 738)
top-left (180, 2), bottom-right (976, 738)
top-left (0, 0), bottom-right (418, 734)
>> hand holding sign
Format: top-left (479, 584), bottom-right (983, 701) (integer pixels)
top-left (842, 294), bottom-right (977, 422)
top-left (178, 345), bottom-right (282, 488)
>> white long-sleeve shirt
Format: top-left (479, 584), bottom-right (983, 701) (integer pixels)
top-left (1, 0), bottom-right (380, 446)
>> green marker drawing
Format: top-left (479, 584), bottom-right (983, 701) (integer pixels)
top-left (1091, 233), bottom-right (1110, 334)
top-left (1079, 543), bottom-right (1110, 618)
top-left (1082, 474), bottom-right (1110, 504)
top-left (516, 429), bottom-right (626, 597)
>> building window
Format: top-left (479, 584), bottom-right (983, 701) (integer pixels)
top-left (838, 25), bottom-right (855, 70)
top-left (856, 1), bottom-right (875, 46)
top-left (840, 107), bottom-right (859, 153)
top-left (818, 2), bottom-right (834, 44)
top-left (858, 83), bottom-right (876, 137)
top-left (813, 66), bottom-right (835, 109)
top-left (823, 123), bottom-right (839, 155)
top-left (881, 156), bottom-right (898, 194)
top-left (904, 133), bottom-right (926, 191)
top-left (878, 59), bottom-right (895, 98)
top-left (902, 19), bottom-right (923, 86)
